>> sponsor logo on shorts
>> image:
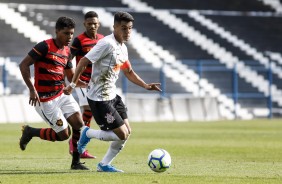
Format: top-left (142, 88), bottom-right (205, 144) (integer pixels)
top-left (56, 119), bottom-right (63, 126)
top-left (105, 113), bottom-right (115, 124)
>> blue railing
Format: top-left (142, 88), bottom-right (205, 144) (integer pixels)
top-left (1, 59), bottom-right (7, 95)
top-left (1, 59), bottom-right (275, 118)
top-left (182, 60), bottom-right (273, 118)
top-left (120, 59), bottom-right (274, 118)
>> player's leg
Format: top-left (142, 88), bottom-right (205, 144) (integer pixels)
top-left (19, 101), bottom-right (70, 151)
top-left (97, 96), bottom-right (130, 172)
top-left (84, 95), bottom-right (129, 172)
top-left (86, 95), bottom-right (130, 140)
top-left (112, 95), bottom-right (131, 139)
top-left (70, 88), bottom-right (95, 158)
top-left (82, 106), bottom-right (92, 127)
top-left (75, 87), bottom-right (93, 126)
top-left (97, 139), bottom-right (127, 173)
top-left (61, 94), bottom-right (89, 170)
top-left (97, 119), bottom-right (130, 172)
top-left (78, 97), bottom-right (126, 152)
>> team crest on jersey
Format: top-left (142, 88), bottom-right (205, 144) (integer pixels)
top-left (56, 119), bottom-right (63, 126)
top-left (105, 113), bottom-right (115, 124)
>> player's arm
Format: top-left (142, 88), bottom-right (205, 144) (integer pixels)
top-left (19, 41), bottom-right (47, 106)
top-left (64, 68), bottom-right (87, 88)
top-left (19, 55), bottom-right (40, 106)
top-left (122, 61), bottom-right (161, 92)
top-left (63, 57), bottom-right (90, 95)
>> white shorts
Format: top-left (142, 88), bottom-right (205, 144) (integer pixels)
top-left (74, 87), bottom-right (89, 106)
top-left (35, 93), bottom-right (80, 133)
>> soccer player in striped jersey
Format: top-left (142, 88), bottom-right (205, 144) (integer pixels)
top-left (64, 12), bottom-right (161, 172)
top-left (19, 16), bottom-right (89, 170)
top-left (69, 11), bottom-right (104, 159)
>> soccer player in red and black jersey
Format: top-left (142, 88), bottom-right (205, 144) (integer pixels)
top-left (19, 16), bottom-right (89, 170)
top-left (69, 11), bottom-right (104, 158)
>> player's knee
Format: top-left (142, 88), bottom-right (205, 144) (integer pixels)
top-left (57, 124), bottom-right (71, 141)
top-left (58, 133), bottom-right (70, 141)
top-left (118, 131), bottom-right (130, 140)
top-left (60, 133), bottom-right (70, 141)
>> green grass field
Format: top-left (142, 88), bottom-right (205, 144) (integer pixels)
top-left (0, 119), bottom-right (282, 184)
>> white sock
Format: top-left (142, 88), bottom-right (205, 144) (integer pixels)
top-left (86, 129), bottom-right (121, 141)
top-left (100, 140), bottom-right (126, 166)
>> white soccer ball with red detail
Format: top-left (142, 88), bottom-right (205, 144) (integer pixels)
top-left (147, 149), bottom-right (171, 172)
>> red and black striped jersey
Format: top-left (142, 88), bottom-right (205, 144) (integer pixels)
top-left (28, 38), bottom-right (73, 102)
top-left (70, 32), bottom-right (104, 82)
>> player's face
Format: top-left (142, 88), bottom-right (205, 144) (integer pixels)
top-left (114, 21), bottom-right (133, 43)
top-left (84, 17), bottom-right (100, 37)
top-left (56, 27), bottom-right (74, 47)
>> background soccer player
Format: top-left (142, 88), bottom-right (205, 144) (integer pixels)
top-left (19, 16), bottom-right (89, 170)
top-left (69, 11), bottom-right (104, 159)
top-left (64, 11), bottom-right (161, 172)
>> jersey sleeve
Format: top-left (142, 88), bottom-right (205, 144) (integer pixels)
top-left (120, 60), bottom-right (131, 70)
top-left (65, 60), bottom-right (73, 69)
top-left (28, 41), bottom-right (48, 61)
top-left (70, 37), bottom-right (81, 56)
top-left (65, 53), bottom-right (73, 69)
top-left (85, 39), bottom-right (111, 63)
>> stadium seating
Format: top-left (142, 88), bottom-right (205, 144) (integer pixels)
top-left (140, 0), bottom-right (273, 11)
top-left (0, 0), bottom-right (281, 119)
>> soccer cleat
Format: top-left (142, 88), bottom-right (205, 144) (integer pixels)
top-left (19, 125), bottom-right (32, 151)
top-left (80, 150), bottom-right (96, 159)
top-left (71, 162), bottom-right (89, 170)
top-left (97, 163), bottom-right (124, 172)
top-left (77, 126), bottom-right (90, 154)
top-left (69, 138), bottom-right (95, 158)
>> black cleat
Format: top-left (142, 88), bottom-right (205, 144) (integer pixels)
top-left (19, 125), bottom-right (32, 151)
top-left (71, 162), bottom-right (89, 170)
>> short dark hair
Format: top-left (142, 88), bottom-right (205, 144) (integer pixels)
top-left (55, 16), bottom-right (75, 30)
top-left (114, 11), bottom-right (134, 24)
top-left (84, 11), bottom-right (98, 20)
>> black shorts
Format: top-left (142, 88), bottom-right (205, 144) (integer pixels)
top-left (87, 95), bottom-right (128, 131)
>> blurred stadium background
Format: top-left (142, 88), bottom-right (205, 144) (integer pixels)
top-left (1, 0), bottom-right (282, 123)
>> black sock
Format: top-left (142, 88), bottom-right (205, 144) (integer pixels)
top-left (72, 151), bottom-right (80, 164)
top-left (29, 127), bottom-right (41, 137)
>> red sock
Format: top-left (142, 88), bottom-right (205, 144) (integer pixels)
top-left (83, 110), bottom-right (92, 127)
top-left (39, 128), bottom-right (61, 141)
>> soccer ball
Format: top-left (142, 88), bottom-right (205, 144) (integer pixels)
top-left (147, 148), bottom-right (171, 172)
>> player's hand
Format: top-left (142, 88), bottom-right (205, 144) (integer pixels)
top-left (29, 90), bottom-right (40, 106)
top-left (63, 85), bottom-right (73, 95)
top-left (145, 83), bottom-right (162, 92)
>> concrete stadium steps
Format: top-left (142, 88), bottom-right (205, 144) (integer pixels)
top-left (0, 3), bottom-right (51, 43)
top-left (129, 12), bottom-right (213, 60)
top-left (140, 0), bottom-right (273, 11)
top-left (0, 16), bottom-right (34, 57)
top-left (176, 13), bottom-right (253, 61)
top-left (5, 0), bottom-right (129, 7)
top-left (206, 15), bottom-right (282, 54)
top-left (0, 1), bottom-right (281, 118)
top-left (189, 12), bottom-right (282, 89)
top-left (17, 7), bottom-right (143, 61)
top-left (259, 0), bottom-right (282, 13)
